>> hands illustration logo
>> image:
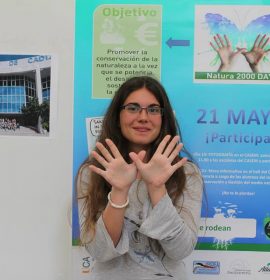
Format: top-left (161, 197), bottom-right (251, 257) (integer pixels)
top-left (210, 34), bottom-right (270, 73)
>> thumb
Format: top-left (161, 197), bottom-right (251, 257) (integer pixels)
top-left (137, 150), bottom-right (146, 162)
top-left (129, 152), bottom-right (144, 170)
top-left (236, 47), bottom-right (247, 54)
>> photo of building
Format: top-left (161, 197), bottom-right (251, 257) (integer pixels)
top-left (0, 55), bottom-right (51, 136)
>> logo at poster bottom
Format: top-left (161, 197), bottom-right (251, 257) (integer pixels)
top-left (226, 259), bottom-right (251, 275)
top-left (81, 256), bottom-right (93, 274)
top-left (193, 260), bottom-right (220, 274)
top-left (264, 221), bottom-right (270, 239)
top-left (258, 263), bottom-right (270, 274)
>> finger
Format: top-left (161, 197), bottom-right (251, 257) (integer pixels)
top-left (235, 48), bottom-right (246, 55)
top-left (155, 135), bottom-right (171, 154)
top-left (105, 138), bottom-right (122, 158)
top-left (91, 151), bottom-right (108, 168)
top-left (137, 150), bottom-right (146, 162)
top-left (261, 37), bottom-right (269, 49)
top-left (168, 143), bottom-right (183, 162)
top-left (210, 42), bottom-right (218, 52)
top-left (217, 34), bottom-right (225, 47)
top-left (236, 48), bottom-right (247, 55)
top-left (96, 141), bottom-right (114, 162)
top-left (163, 135), bottom-right (180, 157)
top-left (129, 152), bottom-right (138, 161)
top-left (129, 152), bottom-right (144, 171)
top-left (214, 35), bottom-right (222, 48)
top-left (258, 34), bottom-right (266, 48)
top-left (171, 157), bottom-right (188, 172)
top-left (253, 34), bottom-right (261, 47)
top-left (224, 34), bottom-right (231, 48)
top-left (89, 164), bottom-right (106, 177)
top-left (236, 47), bottom-right (247, 52)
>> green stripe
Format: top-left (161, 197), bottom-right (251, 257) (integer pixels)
top-left (196, 242), bottom-right (270, 252)
top-left (73, 239), bottom-right (81, 246)
top-left (195, 72), bottom-right (270, 81)
top-left (72, 238), bottom-right (270, 251)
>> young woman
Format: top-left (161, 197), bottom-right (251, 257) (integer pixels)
top-left (77, 76), bottom-right (203, 280)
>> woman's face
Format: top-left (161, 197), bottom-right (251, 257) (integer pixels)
top-left (119, 87), bottom-right (162, 153)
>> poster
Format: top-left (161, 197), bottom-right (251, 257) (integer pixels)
top-left (73, 0), bottom-right (270, 278)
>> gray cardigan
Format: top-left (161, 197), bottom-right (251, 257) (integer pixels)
top-left (80, 162), bottom-right (203, 280)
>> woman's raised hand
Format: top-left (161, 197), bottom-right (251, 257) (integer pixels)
top-left (129, 135), bottom-right (187, 190)
top-left (242, 34), bottom-right (270, 73)
top-left (210, 34), bottom-right (246, 72)
top-left (90, 139), bottom-right (145, 194)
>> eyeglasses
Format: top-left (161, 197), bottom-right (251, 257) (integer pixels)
top-left (121, 103), bottom-right (164, 115)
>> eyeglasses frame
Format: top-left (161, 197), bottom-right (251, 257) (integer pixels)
top-left (121, 103), bottom-right (164, 116)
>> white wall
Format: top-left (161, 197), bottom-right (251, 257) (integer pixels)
top-left (0, 1), bottom-right (74, 280)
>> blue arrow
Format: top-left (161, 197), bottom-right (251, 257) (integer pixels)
top-left (166, 37), bottom-right (190, 48)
